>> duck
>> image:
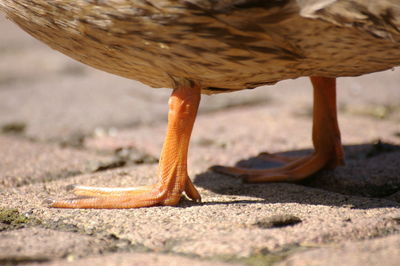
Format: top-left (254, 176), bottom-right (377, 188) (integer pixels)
top-left (1, 0), bottom-right (399, 208)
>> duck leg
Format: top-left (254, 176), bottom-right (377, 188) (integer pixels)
top-left (212, 77), bottom-right (344, 182)
top-left (49, 85), bottom-right (201, 208)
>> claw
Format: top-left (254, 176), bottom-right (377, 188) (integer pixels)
top-left (49, 85), bottom-right (202, 209)
top-left (211, 77), bottom-right (343, 183)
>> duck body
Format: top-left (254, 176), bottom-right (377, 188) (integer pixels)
top-left (1, 0), bottom-right (400, 93)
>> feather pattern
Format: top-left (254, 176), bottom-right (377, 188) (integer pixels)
top-left (299, 0), bottom-right (400, 39)
top-left (0, 0), bottom-right (399, 93)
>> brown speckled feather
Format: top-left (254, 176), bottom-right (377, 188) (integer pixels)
top-left (0, 0), bottom-right (399, 93)
top-left (299, 0), bottom-right (400, 39)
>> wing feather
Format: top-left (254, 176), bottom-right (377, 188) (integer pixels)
top-left (298, 0), bottom-right (400, 39)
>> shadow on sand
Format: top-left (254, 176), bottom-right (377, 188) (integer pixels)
top-left (193, 142), bottom-right (400, 209)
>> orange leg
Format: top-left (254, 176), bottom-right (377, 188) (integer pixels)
top-left (212, 77), bottom-right (344, 182)
top-left (49, 85), bottom-right (201, 208)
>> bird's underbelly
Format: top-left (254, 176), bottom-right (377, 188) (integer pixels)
top-left (4, 4), bottom-right (400, 93)
top-left (70, 21), bottom-right (400, 93)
